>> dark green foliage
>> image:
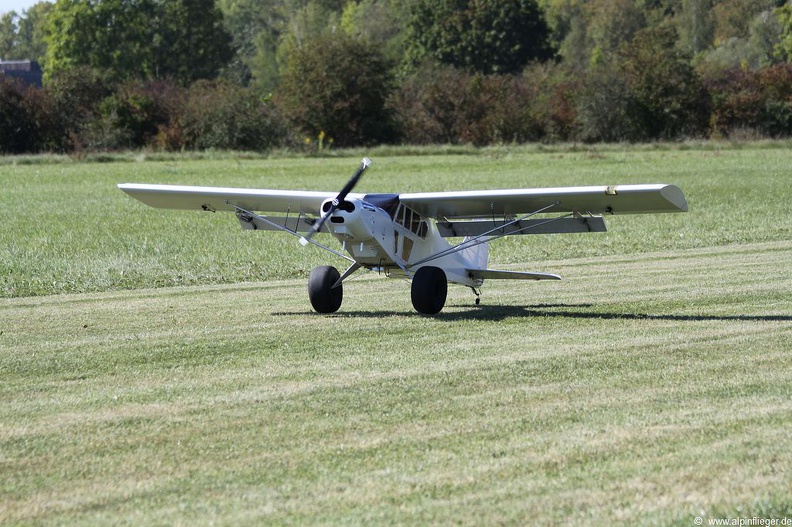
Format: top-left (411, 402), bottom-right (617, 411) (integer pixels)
top-left (42, 66), bottom-right (115, 152)
top-left (179, 80), bottom-right (290, 151)
top-left (277, 33), bottom-right (396, 147)
top-left (45, 0), bottom-right (232, 85)
top-left (1, 0), bottom-right (792, 154)
top-left (406, 0), bottom-right (554, 74)
top-left (391, 62), bottom-right (547, 145)
top-left (87, 80), bottom-right (183, 151)
top-left (574, 63), bottom-right (639, 142)
top-left (704, 62), bottom-right (792, 138)
top-left (618, 25), bottom-right (710, 140)
top-left (149, 0), bottom-right (234, 85)
top-left (572, 23), bottom-right (710, 143)
top-left (0, 3), bottom-right (52, 63)
top-left (0, 79), bottom-right (39, 154)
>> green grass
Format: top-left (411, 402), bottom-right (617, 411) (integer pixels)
top-left (2, 143), bottom-right (791, 296)
top-left (1, 144), bottom-right (791, 525)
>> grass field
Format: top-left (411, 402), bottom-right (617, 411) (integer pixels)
top-left (1, 144), bottom-right (791, 525)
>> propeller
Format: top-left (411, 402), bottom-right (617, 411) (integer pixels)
top-left (300, 157), bottom-right (372, 246)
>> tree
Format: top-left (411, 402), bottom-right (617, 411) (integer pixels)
top-left (406, 0), bottom-right (554, 74)
top-left (12, 2), bottom-right (53, 63)
top-left (677, 0), bottom-right (715, 56)
top-left (217, 0), bottom-right (289, 89)
top-left (277, 33), bottom-right (395, 146)
top-left (713, 0), bottom-right (776, 42)
top-left (585, 0), bottom-right (646, 65)
top-left (341, 0), bottom-right (411, 64)
top-left (775, 2), bottom-right (792, 62)
top-left (219, 0), bottom-right (348, 91)
top-left (43, 66), bottom-right (114, 151)
top-left (147, 0), bottom-right (233, 84)
top-left (0, 11), bottom-right (16, 59)
top-left (45, 0), bottom-right (232, 85)
top-left (1, 8), bottom-right (51, 61)
top-left (619, 24), bottom-right (710, 139)
top-left (575, 62), bottom-right (639, 142)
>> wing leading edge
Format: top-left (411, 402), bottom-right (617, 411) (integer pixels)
top-left (117, 183), bottom-right (358, 216)
top-left (399, 184), bottom-right (687, 219)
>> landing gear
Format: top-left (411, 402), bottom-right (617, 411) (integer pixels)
top-left (308, 265), bottom-right (343, 313)
top-left (411, 266), bottom-right (447, 315)
top-left (472, 287), bottom-right (481, 305)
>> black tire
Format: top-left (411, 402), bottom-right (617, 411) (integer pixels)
top-left (308, 266), bottom-right (343, 313)
top-left (411, 266), bottom-right (447, 315)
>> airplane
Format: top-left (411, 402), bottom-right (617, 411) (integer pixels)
top-left (119, 157), bottom-right (688, 315)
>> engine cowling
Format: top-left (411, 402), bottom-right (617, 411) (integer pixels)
top-left (321, 197), bottom-right (374, 241)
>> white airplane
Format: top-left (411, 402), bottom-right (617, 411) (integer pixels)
top-left (119, 158), bottom-right (687, 315)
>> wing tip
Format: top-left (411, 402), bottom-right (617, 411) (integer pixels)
top-left (661, 184), bottom-right (689, 212)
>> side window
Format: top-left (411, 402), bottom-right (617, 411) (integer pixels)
top-left (395, 204), bottom-right (427, 239)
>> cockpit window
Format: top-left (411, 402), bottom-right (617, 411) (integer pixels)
top-left (395, 204), bottom-right (427, 239)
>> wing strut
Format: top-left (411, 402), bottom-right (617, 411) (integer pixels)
top-left (409, 202), bottom-right (564, 268)
top-left (230, 202), bottom-right (355, 263)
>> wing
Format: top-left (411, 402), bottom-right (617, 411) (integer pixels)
top-left (399, 184), bottom-right (687, 219)
top-left (118, 183), bottom-right (363, 216)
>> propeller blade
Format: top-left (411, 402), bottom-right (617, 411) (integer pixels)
top-left (300, 157), bottom-right (372, 245)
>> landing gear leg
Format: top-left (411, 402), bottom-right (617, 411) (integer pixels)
top-left (471, 287), bottom-right (481, 306)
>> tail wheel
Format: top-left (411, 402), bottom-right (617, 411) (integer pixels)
top-left (308, 266), bottom-right (343, 313)
top-left (411, 266), bottom-right (447, 315)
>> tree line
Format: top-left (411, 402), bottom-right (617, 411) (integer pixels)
top-left (1, 0), bottom-right (791, 154)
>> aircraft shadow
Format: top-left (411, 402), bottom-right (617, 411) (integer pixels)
top-left (273, 303), bottom-right (792, 323)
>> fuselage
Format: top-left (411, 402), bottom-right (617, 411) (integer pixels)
top-left (323, 195), bottom-right (485, 287)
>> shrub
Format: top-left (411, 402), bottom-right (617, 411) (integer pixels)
top-left (277, 33), bottom-right (396, 147)
top-left (574, 63), bottom-right (640, 142)
top-left (179, 80), bottom-right (290, 151)
top-left (618, 25), bottom-right (710, 140)
top-left (43, 66), bottom-right (114, 152)
top-left (87, 79), bottom-right (186, 151)
top-left (0, 78), bottom-right (40, 154)
top-left (704, 63), bottom-right (792, 138)
top-left (391, 62), bottom-right (547, 146)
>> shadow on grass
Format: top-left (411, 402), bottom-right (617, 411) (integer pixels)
top-left (273, 303), bottom-right (792, 323)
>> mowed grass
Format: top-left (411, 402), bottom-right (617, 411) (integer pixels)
top-left (1, 144), bottom-right (791, 525)
top-left (2, 143), bottom-right (791, 296)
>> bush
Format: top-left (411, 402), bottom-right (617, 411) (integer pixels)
top-left (574, 64), bottom-right (640, 142)
top-left (0, 78), bottom-right (40, 154)
top-left (391, 62), bottom-right (553, 146)
top-left (87, 79), bottom-right (185, 151)
top-left (277, 33), bottom-right (396, 147)
top-left (43, 66), bottom-right (114, 152)
top-left (528, 63), bottom-right (580, 142)
top-left (179, 80), bottom-right (290, 151)
top-left (390, 63), bottom-right (482, 145)
top-left (704, 63), bottom-right (792, 138)
top-left (618, 25), bottom-right (710, 140)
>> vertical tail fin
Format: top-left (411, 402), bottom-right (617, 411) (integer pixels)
top-left (460, 236), bottom-right (489, 270)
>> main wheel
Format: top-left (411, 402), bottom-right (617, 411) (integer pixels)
top-left (308, 266), bottom-right (343, 313)
top-left (411, 266), bottom-right (447, 315)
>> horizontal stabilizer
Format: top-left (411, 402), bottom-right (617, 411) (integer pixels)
top-left (467, 269), bottom-right (562, 281)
